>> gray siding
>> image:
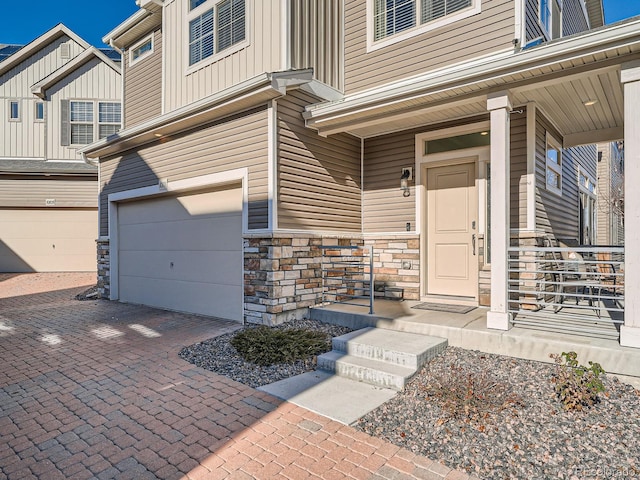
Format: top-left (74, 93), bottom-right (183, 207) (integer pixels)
top-left (0, 176), bottom-right (98, 208)
top-left (562, 0), bottom-right (589, 36)
top-left (510, 110), bottom-right (528, 230)
top-left (344, 0), bottom-right (514, 95)
top-left (290, 0), bottom-right (343, 91)
top-left (277, 91), bottom-right (361, 231)
top-left (525, 0), bottom-right (546, 42)
top-left (99, 107), bottom-right (269, 235)
top-left (124, 29), bottom-right (163, 128)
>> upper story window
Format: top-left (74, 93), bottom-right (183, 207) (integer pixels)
top-left (64, 100), bottom-right (122, 146)
top-left (70, 101), bottom-right (94, 145)
top-left (98, 102), bottom-right (122, 139)
top-left (9, 100), bottom-right (20, 121)
top-left (545, 132), bottom-right (562, 196)
top-left (35, 102), bottom-right (45, 122)
top-left (130, 34), bottom-right (154, 66)
top-left (369, 0), bottom-right (478, 51)
top-left (539, 0), bottom-right (562, 40)
top-left (188, 0), bottom-right (246, 67)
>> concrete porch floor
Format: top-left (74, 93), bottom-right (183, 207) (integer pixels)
top-left (309, 299), bottom-right (640, 387)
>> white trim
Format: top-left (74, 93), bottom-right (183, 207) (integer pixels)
top-left (526, 103), bottom-right (536, 231)
top-left (366, 0), bottom-right (481, 53)
top-left (161, 3), bottom-right (166, 115)
top-left (267, 100), bottom-right (278, 230)
top-left (129, 33), bottom-right (154, 66)
top-left (8, 99), bottom-right (20, 122)
top-left (514, 0), bottom-right (524, 48)
top-left (282, 0), bottom-right (290, 71)
top-left (545, 131), bottom-right (563, 196)
top-left (107, 168), bottom-right (249, 301)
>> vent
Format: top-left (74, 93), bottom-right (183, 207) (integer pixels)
top-left (60, 43), bottom-right (70, 59)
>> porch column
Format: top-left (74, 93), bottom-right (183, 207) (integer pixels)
top-left (621, 61), bottom-right (640, 348)
top-left (487, 91), bottom-right (512, 330)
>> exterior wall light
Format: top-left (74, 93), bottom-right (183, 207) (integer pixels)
top-left (401, 167), bottom-right (412, 197)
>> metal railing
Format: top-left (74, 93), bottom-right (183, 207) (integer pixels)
top-left (507, 244), bottom-right (624, 336)
top-left (320, 245), bottom-right (374, 314)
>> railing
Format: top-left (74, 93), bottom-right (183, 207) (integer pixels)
top-left (507, 244), bottom-right (624, 337)
top-left (320, 245), bottom-right (374, 314)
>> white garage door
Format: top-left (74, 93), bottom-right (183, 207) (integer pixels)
top-left (117, 186), bottom-right (243, 322)
top-left (0, 209), bottom-right (97, 272)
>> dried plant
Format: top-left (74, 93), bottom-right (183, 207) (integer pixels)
top-left (550, 351), bottom-right (605, 411)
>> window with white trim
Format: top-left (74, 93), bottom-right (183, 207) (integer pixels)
top-left (98, 102), bottom-right (122, 139)
top-left (187, 0), bottom-right (246, 67)
top-left (35, 102), bottom-right (44, 121)
top-left (371, 0), bottom-right (475, 45)
top-left (545, 133), bottom-right (562, 196)
top-left (130, 34), bottom-right (154, 65)
top-left (539, 0), bottom-right (562, 39)
top-left (9, 100), bottom-right (20, 121)
top-left (70, 101), bottom-right (93, 144)
top-left (66, 101), bottom-right (121, 145)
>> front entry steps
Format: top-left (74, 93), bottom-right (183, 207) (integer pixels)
top-left (317, 327), bottom-right (448, 391)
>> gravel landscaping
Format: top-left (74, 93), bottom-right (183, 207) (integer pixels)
top-left (179, 320), bottom-right (640, 479)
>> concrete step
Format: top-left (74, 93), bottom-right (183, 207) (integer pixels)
top-left (331, 327), bottom-right (447, 369)
top-left (317, 350), bottom-right (417, 391)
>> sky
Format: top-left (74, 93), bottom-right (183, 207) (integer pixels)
top-left (0, 0), bottom-right (639, 48)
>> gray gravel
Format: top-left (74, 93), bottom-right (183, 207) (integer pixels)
top-left (356, 347), bottom-right (640, 480)
top-left (178, 319), bottom-right (352, 388)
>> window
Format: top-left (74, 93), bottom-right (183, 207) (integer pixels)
top-left (98, 102), bottom-right (122, 139)
top-left (424, 131), bottom-right (490, 154)
top-left (70, 101), bottom-right (93, 145)
top-left (35, 102), bottom-right (44, 121)
top-left (540, 0), bottom-right (562, 39)
top-left (545, 133), bottom-right (562, 195)
top-left (9, 100), bottom-right (20, 121)
top-left (130, 34), bottom-right (154, 65)
top-left (370, 0), bottom-right (475, 46)
top-left (187, 0), bottom-right (246, 67)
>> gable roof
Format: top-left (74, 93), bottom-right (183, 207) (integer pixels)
top-left (102, 3), bottom-right (162, 49)
top-left (31, 47), bottom-right (121, 98)
top-left (0, 24), bottom-right (90, 78)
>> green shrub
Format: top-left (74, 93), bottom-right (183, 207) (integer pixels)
top-left (230, 326), bottom-right (330, 366)
top-left (550, 351), bottom-right (605, 411)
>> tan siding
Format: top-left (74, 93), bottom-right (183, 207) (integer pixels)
top-left (124, 29), bottom-right (163, 127)
top-left (290, 0), bottom-right (343, 91)
top-left (48, 59), bottom-right (122, 161)
top-left (99, 107), bottom-right (269, 235)
top-left (163, 0), bottom-right (283, 112)
top-left (0, 176), bottom-right (98, 208)
top-left (277, 91), bottom-right (361, 231)
top-left (344, 0), bottom-right (514, 95)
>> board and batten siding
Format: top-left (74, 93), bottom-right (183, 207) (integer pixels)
top-left (48, 58), bottom-right (122, 161)
top-left (163, 0), bottom-right (284, 113)
top-left (277, 91), bottom-right (361, 232)
top-left (0, 177), bottom-right (98, 208)
top-left (344, 0), bottom-right (515, 95)
top-left (99, 107), bottom-right (269, 236)
top-left (124, 29), bottom-right (163, 128)
top-left (289, 0), bottom-right (343, 91)
top-left (0, 98), bottom-right (46, 159)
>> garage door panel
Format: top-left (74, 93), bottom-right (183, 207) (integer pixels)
top-left (119, 250), bottom-right (242, 285)
top-left (119, 276), bottom-right (241, 321)
top-left (119, 215), bottom-right (241, 252)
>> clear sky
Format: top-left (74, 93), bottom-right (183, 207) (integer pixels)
top-left (0, 0), bottom-right (639, 48)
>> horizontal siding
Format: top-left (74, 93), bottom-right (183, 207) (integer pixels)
top-left (99, 107), bottom-right (269, 235)
top-left (277, 91), bottom-right (361, 231)
top-left (344, 0), bottom-right (514, 95)
top-left (290, 0), bottom-right (343, 90)
top-left (0, 176), bottom-right (98, 208)
top-left (163, 0), bottom-right (283, 112)
top-left (510, 110), bottom-right (528, 230)
top-left (124, 29), bottom-right (163, 128)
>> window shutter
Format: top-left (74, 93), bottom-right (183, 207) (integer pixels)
top-left (60, 100), bottom-right (70, 146)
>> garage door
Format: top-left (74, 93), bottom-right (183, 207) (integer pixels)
top-left (117, 186), bottom-right (243, 322)
top-left (0, 208), bottom-right (97, 272)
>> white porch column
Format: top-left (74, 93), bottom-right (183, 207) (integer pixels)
top-left (621, 61), bottom-right (640, 348)
top-left (487, 91), bottom-right (512, 330)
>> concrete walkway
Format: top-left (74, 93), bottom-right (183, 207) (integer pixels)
top-left (0, 273), bottom-right (477, 480)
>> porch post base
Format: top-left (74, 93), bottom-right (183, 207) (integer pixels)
top-left (487, 311), bottom-right (511, 331)
top-left (620, 325), bottom-right (640, 349)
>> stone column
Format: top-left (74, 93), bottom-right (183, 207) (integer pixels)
top-left (487, 91), bottom-right (512, 330)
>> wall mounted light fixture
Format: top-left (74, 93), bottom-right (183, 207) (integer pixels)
top-left (401, 167), bottom-right (412, 197)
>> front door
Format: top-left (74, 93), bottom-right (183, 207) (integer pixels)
top-left (426, 162), bottom-right (478, 298)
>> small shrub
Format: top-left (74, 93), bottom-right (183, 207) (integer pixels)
top-left (230, 326), bottom-right (329, 366)
top-left (550, 351), bottom-right (605, 411)
top-left (424, 364), bottom-right (523, 423)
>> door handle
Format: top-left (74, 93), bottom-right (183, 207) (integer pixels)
top-left (472, 234), bottom-right (476, 256)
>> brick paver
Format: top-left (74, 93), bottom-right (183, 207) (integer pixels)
top-left (0, 273), bottom-right (477, 480)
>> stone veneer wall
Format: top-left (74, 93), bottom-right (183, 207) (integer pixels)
top-left (364, 235), bottom-right (420, 301)
top-left (96, 238), bottom-right (110, 299)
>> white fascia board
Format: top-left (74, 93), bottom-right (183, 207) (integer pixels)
top-left (81, 70), bottom-right (313, 158)
top-left (0, 24), bottom-right (91, 77)
top-left (102, 9), bottom-right (152, 47)
top-left (306, 19), bottom-right (640, 125)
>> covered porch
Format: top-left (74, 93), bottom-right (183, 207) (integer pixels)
top-left (306, 18), bottom-right (640, 348)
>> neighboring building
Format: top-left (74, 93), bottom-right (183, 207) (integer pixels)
top-left (82, 0), bottom-right (640, 348)
top-left (597, 141), bottom-right (624, 246)
top-left (0, 25), bottom-right (122, 273)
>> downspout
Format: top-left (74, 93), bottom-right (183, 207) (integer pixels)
top-left (109, 39), bottom-right (126, 129)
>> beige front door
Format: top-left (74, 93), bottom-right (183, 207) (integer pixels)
top-left (426, 162), bottom-right (478, 298)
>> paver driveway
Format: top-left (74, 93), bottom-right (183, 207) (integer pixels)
top-left (0, 273), bottom-right (473, 480)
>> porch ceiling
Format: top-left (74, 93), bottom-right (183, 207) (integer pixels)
top-left (306, 19), bottom-right (640, 143)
